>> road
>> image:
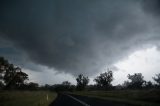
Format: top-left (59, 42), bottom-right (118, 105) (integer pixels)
top-left (49, 93), bottom-right (137, 106)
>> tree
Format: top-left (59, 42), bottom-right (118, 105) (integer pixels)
top-left (13, 68), bottom-right (28, 88)
top-left (27, 82), bottom-right (39, 90)
top-left (153, 73), bottom-right (160, 86)
top-left (0, 57), bottom-right (9, 72)
top-left (76, 74), bottom-right (89, 90)
top-left (3, 64), bottom-right (15, 86)
top-left (0, 56), bottom-right (29, 89)
top-left (4, 66), bottom-right (28, 89)
top-left (61, 81), bottom-right (71, 91)
top-left (144, 81), bottom-right (153, 89)
top-left (122, 81), bottom-right (130, 89)
top-left (94, 70), bottom-right (113, 89)
top-left (127, 73), bottom-right (145, 89)
top-left (62, 81), bottom-right (71, 86)
top-left (0, 57), bottom-right (9, 83)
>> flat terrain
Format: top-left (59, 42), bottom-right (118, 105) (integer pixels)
top-left (0, 91), bottom-right (57, 106)
top-left (70, 90), bottom-right (160, 106)
top-left (1, 90), bottom-right (160, 106)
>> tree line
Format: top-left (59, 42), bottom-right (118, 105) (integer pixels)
top-left (0, 56), bottom-right (160, 91)
top-left (42, 71), bottom-right (160, 92)
top-left (53, 71), bottom-right (160, 91)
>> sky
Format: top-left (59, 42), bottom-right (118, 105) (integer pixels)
top-left (0, 0), bottom-right (160, 85)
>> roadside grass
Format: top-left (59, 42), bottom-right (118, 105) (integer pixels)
top-left (0, 91), bottom-right (57, 106)
top-left (71, 89), bottom-right (160, 106)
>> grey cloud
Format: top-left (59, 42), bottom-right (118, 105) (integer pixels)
top-left (141, 0), bottom-right (160, 17)
top-left (0, 0), bottom-right (160, 76)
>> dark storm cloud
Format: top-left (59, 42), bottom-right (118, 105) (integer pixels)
top-left (0, 0), bottom-right (160, 75)
top-left (141, 0), bottom-right (160, 17)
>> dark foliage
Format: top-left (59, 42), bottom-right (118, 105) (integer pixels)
top-left (94, 70), bottom-right (113, 90)
top-left (76, 74), bottom-right (89, 90)
top-left (0, 56), bottom-right (28, 89)
top-left (153, 73), bottom-right (160, 86)
top-left (127, 73), bottom-right (145, 89)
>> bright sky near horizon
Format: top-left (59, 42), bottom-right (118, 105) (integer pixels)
top-left (113, 46), bottom-right (160, 85)
top-left (24, 46), bottom-right (160, 85)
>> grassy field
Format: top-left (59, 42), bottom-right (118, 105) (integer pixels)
top-left (71, 89), bottom-right (160, 106)
top-left (0, 91), bottom-right (57, 106)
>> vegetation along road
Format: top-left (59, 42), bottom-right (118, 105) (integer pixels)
top-left (0, 91), bottom-right (57, 106)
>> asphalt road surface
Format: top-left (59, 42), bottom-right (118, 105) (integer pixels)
top-left (49, 93), bottom-right (137, 106)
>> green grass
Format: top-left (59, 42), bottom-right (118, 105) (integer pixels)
top-left (0, 91), bottom-right (57, 106)
top-left (70, 89), bottom-right (160, 106)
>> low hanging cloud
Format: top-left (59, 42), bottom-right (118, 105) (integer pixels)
top-left (0, 0), bottom-right (160, 76)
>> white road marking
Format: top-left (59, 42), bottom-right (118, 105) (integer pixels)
top-left (46, 94), bottom-right (48, 101)
top-left (66, 94), bottom-right (90, 106)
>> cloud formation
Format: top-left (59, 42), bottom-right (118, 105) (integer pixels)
top-left (0, 0), bottom-right (160, 76)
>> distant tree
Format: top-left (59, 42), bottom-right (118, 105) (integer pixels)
top-left (52, 81), bottom-right (75, 92)
top-left (53, 84), bottom-right (64, 92)
top-left (94, 70), bottom-right (113, 89)
top-left (43, 84), bottom-right (51, 90)
top-left (114, 84), bottom-right (123, 90)
top-left (61, 81), bottom-right (71, 91)
top-left (76, 74), bottom-right (89, 90)
top-left (122, 81), bottom-right (130, 89)
top-left (144, 81), bottom-right (153, 89)
top-left (69, 85), bottom-right (76, 91)
top-left (27, 82), bottom-right (39, 90)
top-left (62, 81), bottom-right (71, 86)
top-left (127, 73), bottom-right (145, 89)
top-left (153, 73), bottom-right (160, 86)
